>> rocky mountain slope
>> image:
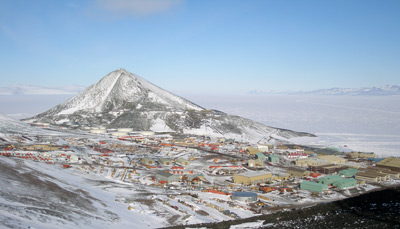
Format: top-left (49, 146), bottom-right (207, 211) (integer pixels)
top-left (25, 69), bottom-right (314, 140)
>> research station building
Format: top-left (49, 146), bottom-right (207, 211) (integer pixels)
top-left (233, 171), bottom-right (272, 185)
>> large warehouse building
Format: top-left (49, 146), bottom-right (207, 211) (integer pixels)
top-left (300, 181), bottom-right (329, 193)
top-left (233, 171), bottom-right (272, 185)
top-left (376, 157), bottom-right (400, 172)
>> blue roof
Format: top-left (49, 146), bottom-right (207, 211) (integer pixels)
top-left (231, 192), bottom-right (258, 198)
top-left (369, 158), bottom-right (385, 162)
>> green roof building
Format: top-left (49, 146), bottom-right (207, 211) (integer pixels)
top-left (255, 152), bottom-right (267, 161)
top-left (332, 178), bottom-right (357, 189)
top-left (318, 174), bottom-right (342, 185)
top-left (338, 168), bottom-right (358, 177)
top-left (156, 171), bottom-right (179, 183)
top-left (268, 154), bottom-right (279, 163)
top-left (300, 181), bottom-right (329, 193)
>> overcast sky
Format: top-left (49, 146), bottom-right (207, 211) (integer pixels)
top-left (0, 0), bottom-right (399, 95)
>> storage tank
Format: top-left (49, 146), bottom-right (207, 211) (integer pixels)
top-left (231, 192), bottom-right (258, 202)
top-left (118, 128), bottom-right (133, 132)
top-left (140, 131), bottom-right (155, 136)
top-left (90, 129), bottom-right (107, 134)
top-left (111, 132), bottom-right (128, 136)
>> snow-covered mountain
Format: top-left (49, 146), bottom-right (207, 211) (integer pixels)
top-left (297, 85), bottom-right (400, 96)
top-left (25, 68), bottom-right (313, 140)
top-left (0, 84), bottom-right (85, 95)
top-left (249, 85), bottom-right (400, 96)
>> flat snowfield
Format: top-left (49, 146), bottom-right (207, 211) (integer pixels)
top-left (185, 94), bottom-right (400, 156)
top-left (1, 94), bottom-right (399, 156)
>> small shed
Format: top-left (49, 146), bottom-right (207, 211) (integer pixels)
top-left (268, 154), bottom-right (279, 163)
top-left (159, 158), bottom-right (173, 166)
top-left (176, 158), bottom-right (190, 166)
top-left (141, 157), bottom-right (155, 165)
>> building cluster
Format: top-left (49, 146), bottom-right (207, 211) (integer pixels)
top-left (1, 125), bottom-right (399, 218)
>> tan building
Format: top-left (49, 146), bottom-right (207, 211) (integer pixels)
top-left (272, 173), bottom-right (289, 181)
top-left (295, 158), bottom-right (323, 167)
top-left (246, 147), bottom-right (261, 155)
top-left (318, 155), bottom-right (347, 164)
top-left (23, 144), bottom-right (60, 151)
top-left (233, 171), bottom-right (272, 185)
top-left (347, 152), bottom-right (376, 159)
top-left (287, 167), bottom-right (310, 177)
top-left (355, 171), bottom-right (389, 183)
top-left (355, 165), bottom-right (400, 183)
top-left (257, 144), bottom-right (270, 152)
top-left (304, 150), bottom-right (316, 155)
top-left (368, 166), bottom-right (400, 179)
top-left (376, 157), bottom-right (400, 172)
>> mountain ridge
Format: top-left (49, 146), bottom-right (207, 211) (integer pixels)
top-left (0, 84), bottom-right (85, 95)
top-left (249, 85), bottom-right (400, 96)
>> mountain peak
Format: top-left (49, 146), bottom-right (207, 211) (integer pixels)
top-left (117, 67), bottom-right (129, 73)
top-left (29, 69), bottom-right (204, 120)
top-left (26, 69), bottom-right (313, 140)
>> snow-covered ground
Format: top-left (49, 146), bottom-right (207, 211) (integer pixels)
top-left (0, 157), bottom-right (165, 229)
